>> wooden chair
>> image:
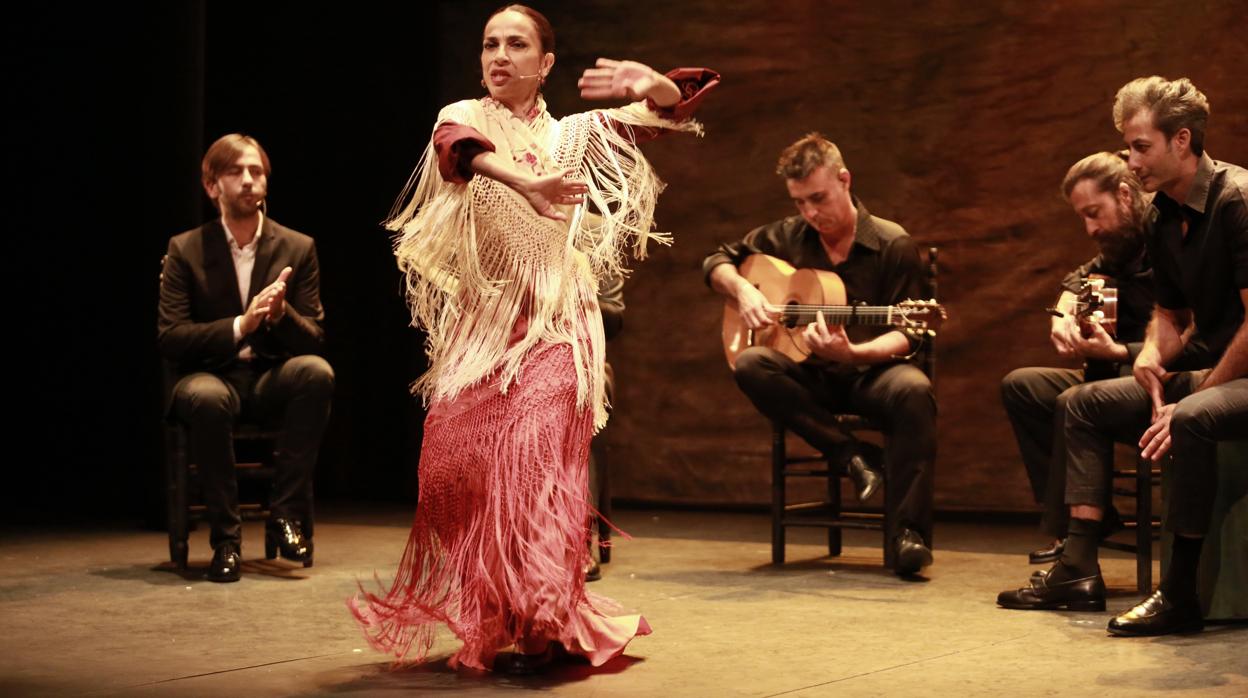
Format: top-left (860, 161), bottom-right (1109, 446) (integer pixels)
top-left (164, 419), bottom-right (282, 569)
top-left (1099, 455), bottom-right (1162, 594)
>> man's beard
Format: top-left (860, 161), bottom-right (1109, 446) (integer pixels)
top-left (1096, 202), bottom-right (1147, 270)
top-left (224, 196), bottom-right (261, 220)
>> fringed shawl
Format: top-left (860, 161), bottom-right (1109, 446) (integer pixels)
top-left (387, 96), bottom-right (702, 429)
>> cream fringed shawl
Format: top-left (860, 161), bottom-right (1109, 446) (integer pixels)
top-left (387, 96), bottom-right (702, 430)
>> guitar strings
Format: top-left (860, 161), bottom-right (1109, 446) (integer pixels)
top-left (760, 304), bottom-right (941, 326)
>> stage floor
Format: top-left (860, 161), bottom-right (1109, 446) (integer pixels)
top-left (1, 505), bottom-right (1244, 697)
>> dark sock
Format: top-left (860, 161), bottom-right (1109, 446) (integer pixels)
top-left (1051, 517), bottom-right (1100, 581)
top-left (1159, 535), bottom-right (1204, 601)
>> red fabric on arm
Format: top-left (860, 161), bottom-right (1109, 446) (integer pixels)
top-left (434, 122), bottom-right (496, 183)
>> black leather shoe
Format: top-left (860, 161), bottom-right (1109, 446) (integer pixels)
top-left (997, 566), bottom-right (1106, 611)
top-left (1107, 589), bottom-right (1203, 636)
top-left (207, 543), bottom-right (241, 583)
top-left (494, 646), bottom-right (555, 675)
top-left (1029, 538), bottom-right (1066, 565)
top-left (585, 559), bottom-right (601, 582)
top-left (1030, 567), bottom-right (1049, 584)
top-left (265, 518), bottom-right (313, 567)
top-left (894, 529), bottom-right (933, 575)
top-left (846, 454), bottom-right (883, 502)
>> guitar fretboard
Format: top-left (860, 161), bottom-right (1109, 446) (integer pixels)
top-left (770, 305), bottom-right (906, 327)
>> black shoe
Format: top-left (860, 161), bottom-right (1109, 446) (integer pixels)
top-left (997, 566), bottom-right (1105, 611)
top-left (1029, 538), bottom-right (1066, 565)
top-left (207, 543), bottom-right (241, 583)
top-left (846, 454), bottom-right (883, 502)
top-left (1030, 567), bottom-right (1049, 584)
top-left (494, 646), bottom-right (555, 675)
top-left (585, 559), bottom-right (601, 583)
top-left (265, 518), bottom-right (313, 567)
top-left (894, 529), bottom-right (933, 575)
top-left (1107, 589), bottom-right (1204, 636)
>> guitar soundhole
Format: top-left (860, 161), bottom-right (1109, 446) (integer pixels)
top-left (782, 301), bottom-right (800, 328)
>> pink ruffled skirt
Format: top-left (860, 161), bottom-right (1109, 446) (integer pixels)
top-left (349, 342), bottom-right (649, 670)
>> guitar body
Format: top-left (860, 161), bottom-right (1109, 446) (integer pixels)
top-left (1079, 274), bottom-right (1121, 381)
top-left (722, 255), bottom-right (847, 368)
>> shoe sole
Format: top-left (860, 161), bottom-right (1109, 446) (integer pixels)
top-left (1107, 620), bottom-right (1204, 637)
top-left (998, 599), bottom-right (1106, 612)
top-left (1028, 553), bottom-right (1060, 565)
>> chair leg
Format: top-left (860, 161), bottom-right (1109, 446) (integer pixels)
top-left (771, 423), bottom-right (786, 565)
top-left (598, 441), bottom-right (612, 564)
top-left (882, 493), bottom-right (896, 570)
top-left (827, 458), bottom-right (842, 557)
top-left (167, 425), bottom-right (190, 570)
top-left (1137, 455), bottom-right (1153, 594)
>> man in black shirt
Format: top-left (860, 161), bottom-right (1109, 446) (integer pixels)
top-left (1001, 152), bottom-right (1157, 565)
top-left (703, 133), bottom-right (936, 576)
top-left (998, 77), bottom-right (1247, 637)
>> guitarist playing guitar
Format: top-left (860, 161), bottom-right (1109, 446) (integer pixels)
top-left (703, 133), bottom-right (940, 576)
top-left (1000, 151), bottom-right (1162, 576)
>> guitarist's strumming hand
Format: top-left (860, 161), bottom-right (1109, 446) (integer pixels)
top-left (736, 281), bottom-right (775, 330)
top-left (1069, 320), bottom-right (1128, 362)
top-left (804, 310), bottom-right (856, 363)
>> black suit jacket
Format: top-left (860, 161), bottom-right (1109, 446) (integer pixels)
top-left (158, 217), bottom-right (326, 384)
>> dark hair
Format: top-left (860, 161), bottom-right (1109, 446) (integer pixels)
top-left (489, 4), bottom-right (555, 53)
top-left (776, 132), bottom-right (845, 180)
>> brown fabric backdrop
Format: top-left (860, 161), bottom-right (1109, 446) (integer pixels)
top-left (438, 0), bottom-right (1248, 512)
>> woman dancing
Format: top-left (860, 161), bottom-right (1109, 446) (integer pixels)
top-left (350, 4), bottom-right (717, 672)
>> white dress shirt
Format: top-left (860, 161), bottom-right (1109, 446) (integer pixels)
top-left (225, 213), bottom-right (264, 360)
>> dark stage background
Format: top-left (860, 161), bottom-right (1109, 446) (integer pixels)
top-left (9, 1), bottom-right (1248, 523)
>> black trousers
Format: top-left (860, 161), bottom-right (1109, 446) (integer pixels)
top-left (733, 347), bottom-right (936, 546)
top-left (1001, 366), bottom-right (1097, 538)
top-left (171, 355), bottom-right (334, 549)
top-left (1064, 370), bottom-right (1248, 535)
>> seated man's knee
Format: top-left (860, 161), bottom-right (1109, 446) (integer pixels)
top-left (732, 347), bottom-right (782, 390)
top-left (1000, 367), bottom-right (1040, 406)
top-left (890, 368), bottom-right (935, 420)
top-left (1170, 396), bottom-right (1214, 442)
top-left (286, 355), bottom-right (335, 396)
top-left (175, 373), bottom-right (237, 421)
top-left (1064, 379), bottom-right (1115, 421)
top-left (897, 367), bottom-right (933, 400)
top-left (1053, 384), bottom-right (1083, 413)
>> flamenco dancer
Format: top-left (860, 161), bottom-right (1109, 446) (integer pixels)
top-left (350, 4), bottom-right (717, 672)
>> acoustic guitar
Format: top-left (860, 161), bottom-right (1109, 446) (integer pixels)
top-left (1072, 274), bottom-right (1121, 380)
top-left (721, 254), bottom-right (946, 368)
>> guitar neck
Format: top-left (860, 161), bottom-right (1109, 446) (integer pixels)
top-left (771, 305), bottom-right (906, 327)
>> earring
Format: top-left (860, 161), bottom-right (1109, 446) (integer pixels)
top-left (481, 79), bottom-right (487, 89)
